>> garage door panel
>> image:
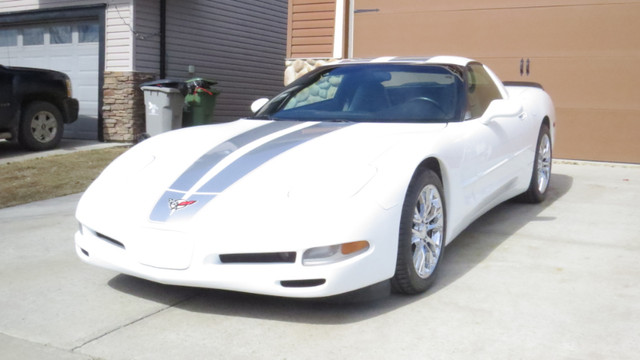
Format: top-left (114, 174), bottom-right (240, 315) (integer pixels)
top-left (356, 0), bottom-right (640, 13)
top-left (49, 58), bottom-right (74, 71)
top-left (555, 108), bottom-right (640, 163)
top-left (353, 1), bottom-right (640, 163)
top-left (355, 3), bottom-right (639, 58)
top-left (78, 56), bottom-right (99, 70)
top-left (481, 56), bottom-right (639, 110)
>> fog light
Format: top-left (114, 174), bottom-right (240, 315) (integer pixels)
top-left (302, 241), bottom-right (370, 266)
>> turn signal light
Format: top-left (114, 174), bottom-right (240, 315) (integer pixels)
top-left (302, 241), bottom-right (370, 266)
top-left (341, 240), bottom-right (369, 255)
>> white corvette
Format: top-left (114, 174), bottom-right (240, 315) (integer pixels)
top-left (75, 56), bottom-right (555, 298)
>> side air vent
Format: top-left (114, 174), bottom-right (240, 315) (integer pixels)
top-left (97, 232), bottom-right (125, 249)
top-left (219, 252), bottom-right (296, 264)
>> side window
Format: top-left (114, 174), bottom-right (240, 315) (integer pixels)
top-left (465, 64), bottom-right (502, 119)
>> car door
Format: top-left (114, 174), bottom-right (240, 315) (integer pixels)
top-left (456, 64), bottom-right (524, 213)
top-left (0, 66), bottom-right (13, 124)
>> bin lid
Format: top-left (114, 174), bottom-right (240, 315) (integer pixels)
top-left (140, 79), bottom-right (185, 88)
top-left (186, 77), bottom-right (218, 87)
top-left (141, 86), bottom-right (183, 94)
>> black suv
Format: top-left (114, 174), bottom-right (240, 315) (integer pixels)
top-left (1, 65), bottom-right (79, 151)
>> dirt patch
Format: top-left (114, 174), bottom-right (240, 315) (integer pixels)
top-left (0, 146), bottom-right (129, 209)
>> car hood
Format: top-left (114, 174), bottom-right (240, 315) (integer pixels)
top-left (2, 65), bottom-right (69, 80)
top-left (78, 119), bottom-right (446, 234)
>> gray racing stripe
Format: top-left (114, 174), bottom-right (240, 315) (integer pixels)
top-left (149, 121), bottom-right (352, 223)
top-left (170, 121), bottom-right (300, 191)
top-left (198, 122), bottom-right (350, 193)
top-left (150, 121), bottom-right (301, 222)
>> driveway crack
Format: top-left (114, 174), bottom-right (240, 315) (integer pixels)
top-left (71, 294), bottom-right (198, 352)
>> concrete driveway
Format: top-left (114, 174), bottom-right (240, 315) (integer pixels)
top-left (1, 161), bottom-right (639, 359)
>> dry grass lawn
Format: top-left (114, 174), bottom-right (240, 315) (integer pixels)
top-left (0, 147), bottom-right (129, 209)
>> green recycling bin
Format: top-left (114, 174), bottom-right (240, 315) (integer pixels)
top-left (182, 78), bottom-right (220, 127)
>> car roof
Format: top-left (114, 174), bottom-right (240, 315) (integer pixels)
top-left (333, 56), bottom-right (474, 67)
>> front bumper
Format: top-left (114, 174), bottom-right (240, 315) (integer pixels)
top-left (62, 98), bottom-right (79, 124)
top-left (74, 221), bottom-right (398, 298)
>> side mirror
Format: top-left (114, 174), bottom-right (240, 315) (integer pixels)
top-left (481, 99), bottom-right (523, 124)
top-left (251, 98), bottom-right (269, 114)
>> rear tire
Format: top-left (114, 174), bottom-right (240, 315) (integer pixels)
top-left (392, 169), bottom-right (446, 294)
top-left (19, 101), bottom-right (64, 151)
top-left (518, 124), bottom-right (552, 203)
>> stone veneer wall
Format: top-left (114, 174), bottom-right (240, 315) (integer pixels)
top-left (284, 58), bottom-right (337, 85)
top-left (102, 71), bottom-right (156, 141)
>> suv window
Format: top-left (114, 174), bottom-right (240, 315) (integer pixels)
top-left (465, 63), bottom-right (502, 119)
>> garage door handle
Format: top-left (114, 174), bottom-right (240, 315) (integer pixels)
top-left (526, 58), bottom-right (530, 76)
top-left (520, 58), bottom-right (524, 76)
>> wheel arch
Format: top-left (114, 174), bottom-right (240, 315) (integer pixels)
top-left (541, 115), bottom-right (554, 146)
top-left (413, 156), bottom-right (455, 240)
top-left (20, 94), bottom-right (65, 120)
top-left (416, 157), bottom-right (442, 179)
top-left (415, 156), bottom-right (450, 218)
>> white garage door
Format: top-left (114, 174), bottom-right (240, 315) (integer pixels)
top-left (0, 21), bottom-right (99, 139)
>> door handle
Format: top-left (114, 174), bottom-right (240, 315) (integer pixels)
top-left (520, 58), bottom-right (524, 76)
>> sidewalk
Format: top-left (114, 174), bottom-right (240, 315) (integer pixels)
top-left (0, 139), bottom-right (130, 165)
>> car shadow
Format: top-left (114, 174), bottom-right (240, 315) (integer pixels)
top-left (108, 173), bottom-right (573, 324)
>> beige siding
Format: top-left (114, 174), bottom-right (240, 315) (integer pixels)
top-left (0, 0), bottom-right (134, 71)
top-left (288, 0), bottom-right (336, 58)
top-left (104, 2), bottom-right (133, 71)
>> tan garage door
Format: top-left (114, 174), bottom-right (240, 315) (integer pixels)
top-left (353, 0), bottom-right (640, 163)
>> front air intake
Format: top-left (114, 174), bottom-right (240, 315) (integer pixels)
top-left (280, 279), bottom-right (326, 288)
top-left (219, 252), bottom-right (296, 264)
top-left (96, 232), bottom-right (125, 249)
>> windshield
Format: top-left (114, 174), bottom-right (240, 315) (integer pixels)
top-left (255, 64), bottom-right (465, 123)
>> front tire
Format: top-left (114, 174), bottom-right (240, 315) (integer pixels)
top-left (392, 169), bottom-right (446, 294)
top-left (518, 123), bottom-right (552, 203)
top-left (19, 101), bottom-right (64, 151)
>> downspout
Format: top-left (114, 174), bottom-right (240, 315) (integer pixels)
top-left (348, 0), bottom-right (354, 58)
top-left (333, 0), bottom-right (345, 58)
top-left (160, 0), bottom-right (166, 78)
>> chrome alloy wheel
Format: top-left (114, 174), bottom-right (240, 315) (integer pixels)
top-left (411, 184), bottom-right (444, 279)
top-left (536, 133), bottom-right (552, 194)
top-left (30, 110), bottom-right (58, 143)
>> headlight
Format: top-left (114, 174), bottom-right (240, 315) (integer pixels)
top-left (302, 241), bottom-right (370, 266)
top-left (65, 77), bottom-right (73, 97)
